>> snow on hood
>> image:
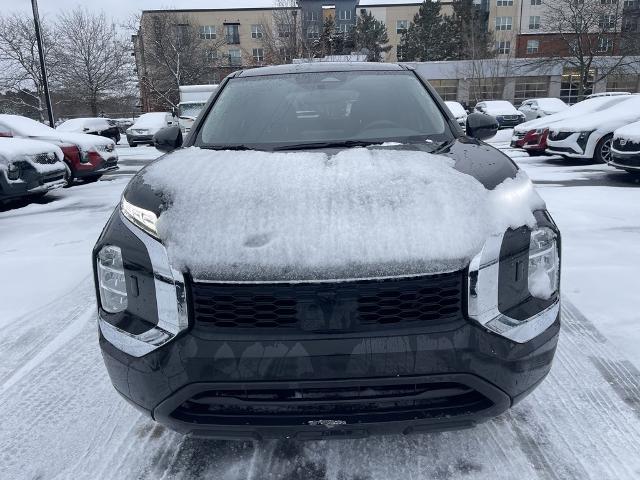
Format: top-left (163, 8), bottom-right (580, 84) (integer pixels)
top-left (515, 96), bottom-right (635, 133)
top-left (481, 101), bottom-right (520, 116)
top-left (536, 98), bottom-right (568, 112)
top-left (614, 120), bottom-right (640, 143)
top-left (132, 113), bottom-right (169, 129)
top-left (0, 138), bottom-right (64, 174)
top-left (142, 147), bottom-right (545, 281)
top-left (549, 96), bottom-right (640, 133)
top-left (445, 101), bottom-right (467, 118)
top-left (57, 118), bottom-right (111, 133)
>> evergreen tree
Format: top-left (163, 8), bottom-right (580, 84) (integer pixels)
top-left (352, 9), bottom-right (392, 62)
top-left (399, 1), bottom-right (456, 61)
top-left (450, 0), bottom-right (494, 60)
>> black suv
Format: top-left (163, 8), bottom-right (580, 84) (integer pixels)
top-left (94, 63), bottom-right (561, 440)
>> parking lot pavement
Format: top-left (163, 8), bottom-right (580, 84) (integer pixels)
top-left (1, 141), bottom-right (640, 479)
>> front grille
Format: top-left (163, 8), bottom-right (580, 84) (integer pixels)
top-left (549, 131), bottom-right (572, 141)
top-left (513, 131), bottom-right (526, 139)
top-left (613, 138), bottom-right (640, 153)
top-left (32, 153), bottom-right (58, 164)
top-left (190, 271), bottom-right (464, 333)
top-left (499, 115), bottom-right (519, 121)
top-left (170, 380), bottom-right (493, 426)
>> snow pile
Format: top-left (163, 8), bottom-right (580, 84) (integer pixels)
top-left (143, 147), bottom-right (544, 281)
top-left (549, 95), bottom-right (640, 133)
top-left (613, 120), bottom-right (640, 144)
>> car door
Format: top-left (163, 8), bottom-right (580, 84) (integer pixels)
top-left (520, 101), bottom-right (534, 121)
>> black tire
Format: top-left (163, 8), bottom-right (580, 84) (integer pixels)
top-left (63, 162), bottom-right (75, 188)
top-left (83, 174), bottom-right (102, 183)
top-left (527, 150), bottom-right (546, 157)
top-left (128, 142), bottom-right (137, 148)
top-left (595, 133), bottom-right (613, 164)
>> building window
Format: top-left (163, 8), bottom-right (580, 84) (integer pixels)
top-left (514, 76), bottom-right (549, 105)
top-left (338, 9), bottom-right (352, 21)
top-left (470, 78), bottom-right (505, 104)
top-left (279, 47), bottom-right (292, 63)
top-left (606, 74), bottom-right (639, 93)
top-left (495, 16), bottom-right (513, 30)
top-left (623, 16), bottom-right (638, 32)
top-left (337, 23), bottom-right (351, 33)
top-left (252, 48), bottom-right (264, 64)
top-left (205, 49), bottom-right (218, 62)
top-left (526, 39), bottom-right (540, 54)
top-left (597, 36), bottom-right (613, 52)
top-left (278, 23), bottom-right (292, 37)
top-left (599, 14), bottom-right (616, 30)
top-left (224, 24), bottom-right (240, 44)
top-left (531, 0), bottom-right (542, 5)
top-left (497, 0), bottom-right (513, 5)
top-left (529, 16), bottom-right (541, 29)
top-left (396, 20), bottom-right (408, 34)
top-left (307, 24), bottom-right (320, 39)
top-left (227, 48), bottom-right (242, 66)
top-left (429, 79), bottom-right (459, 101)
top-left (251, 24), bottom-right (263, 39)
top-left (496, 40), bottom-right (511, 54)
top-left (561, 68), bottom-right (595, 104)
top-left (306, 11), bottom-right (318, 21)
top-left (199, 25), bottom-right (216, 40)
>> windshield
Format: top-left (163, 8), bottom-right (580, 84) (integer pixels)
top-left (196, 71), bottom-right (451, 150)
top-left (179, 102), bottom-right (206, 119)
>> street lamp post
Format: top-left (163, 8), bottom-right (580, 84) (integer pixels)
top-left (31, 0), bottom-right (55, 126)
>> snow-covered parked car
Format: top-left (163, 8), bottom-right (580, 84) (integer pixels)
top-left (518, 98), bottom-right (568, 122)
top-left (547, 95), bottom-right (640, 163)
top-left (511, 95), bottom-right (631, 155)
top-left (0, 115), bottom-right (118, 185)
top-left (444, 101), bottom-right (468, 128)
top-left (125, 113), bottom-right (171, 147)
top-left (610, 120), bottom-right (640, 174)
top-left (56, 117), bottom-right (121, 144)
top-left (474, 101), bottom-right (526, 129)
top-left (0, 138), bottom-right (66, 203)
top-left (94, 62), bottom-right (561, 440)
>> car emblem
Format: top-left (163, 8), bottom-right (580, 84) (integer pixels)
top-left (307, 419), bottom-right (347, 428)
top-left (620, 139), bottom-right (627, 146)
top-left (106, 144), bottom-right (114, 152)
top-left (47, 152), bottom-right (55, 160)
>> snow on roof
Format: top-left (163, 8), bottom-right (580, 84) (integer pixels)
top-left (535, 98), bottom-right (568, 112)
top-left (142, 146), bottom-right (543, 281)
top-left (550, 95), bottom-right (640, 133)
top-left (0, 115), bottom-right (56, 137)
top-left (56, 118), bottom-right (111, 133)
top-left (134, 112), bottom-right (169, 128)
top-left (614, 120), bottom-right (640, 143)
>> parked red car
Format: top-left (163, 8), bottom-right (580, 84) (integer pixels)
top-left (511, 128), bottom-right (549, 155)
top-left (0, 115), bottom-right (118, 185)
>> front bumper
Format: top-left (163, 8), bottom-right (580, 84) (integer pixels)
top-left (497, 117), bottom-right (525, 129)
top-left (0, 166), bottom-right (66, 200)
top-left (95, 210), bottom-right (561, 439)
top-left (610, 148), bottom-right (640, 171)
top-left (127, 133), bottom-right (154, 145)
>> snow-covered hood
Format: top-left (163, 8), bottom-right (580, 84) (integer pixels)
top-left (138, 146), bottom-right (545, 281)
top-left (33, 131), bottom-right (115, 149)
top-left (550, 96), bottom-right (640, 134)
top-left (614, 120), bottom-right (640, 143)
top-left (482, 102), bottom-right (521, 116)
top-left (0, 138), bottom-right (63, 165)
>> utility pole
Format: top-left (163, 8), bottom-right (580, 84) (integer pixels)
top-left (31, 0), bottom-right (55, 126)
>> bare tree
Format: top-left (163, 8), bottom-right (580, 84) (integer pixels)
top-left (55, 8), bottom-right (133, 116)
top-left (0, 13), bottom-right (58, 121)
top-left (535, 0), bottom-right (640, 101)
top-left (134, 12), bottom-right (226, 109)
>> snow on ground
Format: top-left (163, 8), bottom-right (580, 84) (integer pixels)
top-left (1, 140), bottom-right (640, 479)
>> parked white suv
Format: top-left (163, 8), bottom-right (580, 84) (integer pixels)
top-left (518, 98), bottom-right (568, 122)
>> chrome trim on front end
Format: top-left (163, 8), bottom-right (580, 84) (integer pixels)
top-left (468, 232), bottom-right (560, 344)
top-left (98, 211), bottom-right (188, 357)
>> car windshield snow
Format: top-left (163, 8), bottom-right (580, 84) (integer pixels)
top-left (196, 71), bottom-right (452, 150)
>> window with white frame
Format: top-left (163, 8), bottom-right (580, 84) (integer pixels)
top-left (497, 0), bottom-right (513, 5)
top-left (527, 39), bottom-right (540, 53)
top-left (338, 9), bottom-right (352, 21)
top-left (597, 37), bottom-right (613, 52)
top-left (495, 16), bottom-right (513, 30)
top-left (278, 23), bottom-right (292, 37)
top-left (496, 40), bottom-right (511, 54)
top-left (337, 23), bottom-right (350, 33)
top-left (306, 10), bottom-right (318, 21)
top-left (227, 48), bottom-right (242, 66)
top-left (251, 24), bottom-right (263, 39)
top-left (531, 0), bottom-right (542, 5)
top-left (205, 49), bottom-right (218, 62)
top-left (599, 14), bottom-right (616, 30)
top-left (529, 16), bottom-right (541, 29)
top-left (252, 48), bottom-right (264, 64)
top-left (307, 24), bottom-right (320, 39)
top-left (396, 19), bottom-right (408, 34)
top-left (199, 25), bottom-right (216, 39)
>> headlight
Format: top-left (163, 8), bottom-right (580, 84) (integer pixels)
top-left (97, 245), bottom-right (128, 313)
top-left (7, 162), bottom-right (21, 180)
top-left (528, 227), bottom-right (559, 300)
top-left (577, 130), bottom-right (593, 150)
top-left (121, 197), bottom-right (159, 238)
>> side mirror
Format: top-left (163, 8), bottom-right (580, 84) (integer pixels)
top-left (531, 105), bottom-right (539, 111)
top-left (466, 113), bottom-right (499, 141)
top-left (153, 126), bottom-right (183, 153)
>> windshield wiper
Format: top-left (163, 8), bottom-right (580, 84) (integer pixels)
top-left (272, 140), bottom-right (383, 151)
top-left (199, 144), bottom-right (254, 151)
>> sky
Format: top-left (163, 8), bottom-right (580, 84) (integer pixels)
top-left (9, 0), bottom-right (423, 22)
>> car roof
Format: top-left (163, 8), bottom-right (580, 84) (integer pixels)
top-left (236, 62), bottom-right (407, 77)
